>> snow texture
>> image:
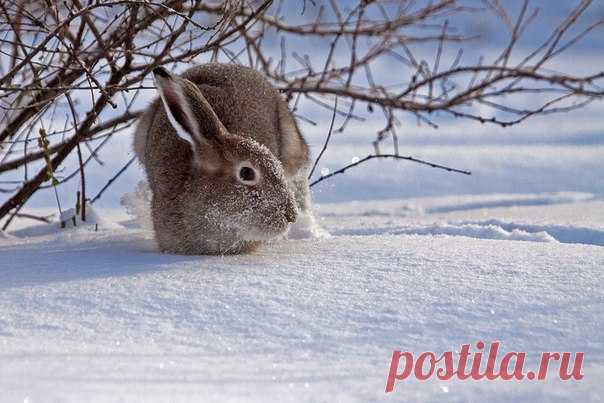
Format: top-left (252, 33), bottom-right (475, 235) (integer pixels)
top-left (1, 191), bottom-right (603, 402)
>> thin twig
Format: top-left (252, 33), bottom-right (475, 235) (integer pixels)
top-left (90, 156), bottom-right (136, 204)
top-left (309, 154), bottom-right (471, 188)
top-left (308, 96), bottom-right (337, 179)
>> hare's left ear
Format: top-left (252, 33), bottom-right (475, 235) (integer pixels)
top-left (153, 67), bottom-right (227, 170)
top-left (153, 67), bottom-right (227, 146)
top-left (153, 67), bottom-right (202, 149)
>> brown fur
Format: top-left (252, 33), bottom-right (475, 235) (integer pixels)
top-left (134, 64), bottom-right (310, 255)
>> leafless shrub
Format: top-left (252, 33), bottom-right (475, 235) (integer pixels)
top-left (0, 0), bottom-right (602, 228)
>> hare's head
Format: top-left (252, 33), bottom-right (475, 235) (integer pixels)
top-left (152, 67), bottom-right (297, 241)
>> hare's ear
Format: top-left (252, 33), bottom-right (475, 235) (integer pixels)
top-left (153, 67), bottom-right (226, 152)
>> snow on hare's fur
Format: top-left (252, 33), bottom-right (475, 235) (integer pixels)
top-left (133, 64), bottom-right (313, 255)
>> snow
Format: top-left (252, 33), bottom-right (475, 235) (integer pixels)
top-left (384, 222), bottom-right (558, 242)
top-left (287, 208), bottom-right (330, 240)
top-left (316, 194), bottom-right (604, 246)
top-left (1, 190), bottom-right (603, 402)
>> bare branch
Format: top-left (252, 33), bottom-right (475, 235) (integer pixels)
top-left (0, 0), bottom-right (602, 224)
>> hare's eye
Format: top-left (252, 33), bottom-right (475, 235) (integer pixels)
top-left (239, 166), bottom-right (255, 182)
top-left (235, 161), bottom-right (260, 185)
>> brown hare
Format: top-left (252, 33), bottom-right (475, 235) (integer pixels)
top-left (133, 64), bottom-right (312, 255)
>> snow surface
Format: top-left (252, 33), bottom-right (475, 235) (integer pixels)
top-left (1, 191), bottom-right (603, 402)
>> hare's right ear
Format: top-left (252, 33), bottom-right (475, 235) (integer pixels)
top-left (153, 67), bottom-right (226, 168)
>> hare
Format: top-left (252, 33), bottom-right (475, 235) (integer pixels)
top-left (133, 64), bottom-right (311, 255)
